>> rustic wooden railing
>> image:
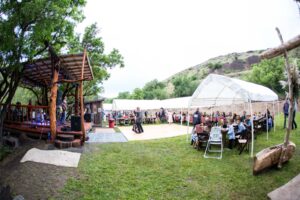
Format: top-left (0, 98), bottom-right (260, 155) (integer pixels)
top-left (1, 104), bottom-right (49, 124)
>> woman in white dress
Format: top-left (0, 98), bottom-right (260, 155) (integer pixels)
top-left (167, 110), bottom-right (173, 124)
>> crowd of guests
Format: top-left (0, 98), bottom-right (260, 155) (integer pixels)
top-left (190, 108), bottom-right (275, 150)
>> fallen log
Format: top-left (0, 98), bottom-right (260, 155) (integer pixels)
top-left (253, 142), bottom-right (296, 175)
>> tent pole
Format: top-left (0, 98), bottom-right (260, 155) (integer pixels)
top-left (277, 100), bottom-right (280, 128)
top-left (186, 107), bottom-right (190, 142)
top-left (266, 103), bottom-right (268, 140)
top-left (180, 107), bottom-right (183, 126)
top-left (272, 101), bottom-right (275, 132)
top-left (250, 100), bottom-right (254, 157)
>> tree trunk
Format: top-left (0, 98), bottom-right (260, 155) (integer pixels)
top-left (275, 28), bottom-right (295, 168)
top-left (0, 71), bottom-right (22, 147)
top-left (49, 67), bottom-right (59, 142)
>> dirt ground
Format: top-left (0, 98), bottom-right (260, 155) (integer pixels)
top-left (0, 136), bottom-right (80, 200)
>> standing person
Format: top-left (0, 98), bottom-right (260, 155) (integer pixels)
top-left (135, 107), bottom-right (144, 133)
top-left (192, 108), bottom-right (201, 128)
top-left (60, 97), bottom-right (67, 125)
top-left (227, 119), bottom-right (235, 149)
top-left (167, 110), bottom-right (173, 124)
top-left (241, 111), bottom-right (247, 123)
top-left (292, 99), bottom-right (297, 129)
top-left (283, 99), bottom-right (289, 129)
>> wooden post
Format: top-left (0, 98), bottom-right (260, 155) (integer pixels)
top-left (275, 28), bottom-right (295, 168)
top-left (75, 84), bottom-right (79, 115)
top-left (49, 61), bottom-right (59, 142)
top-left (42, 86), bottom-right (48, 106)
top-left (80, 50), bottom-right (87, 144)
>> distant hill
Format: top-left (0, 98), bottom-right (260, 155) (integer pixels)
top-left (165, 50), bottom-right (265, 82)
top-left (163, 49), bottom-right (265, 95)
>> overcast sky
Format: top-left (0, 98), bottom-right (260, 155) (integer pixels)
top-left (76, 0), bottom-right (300, 98)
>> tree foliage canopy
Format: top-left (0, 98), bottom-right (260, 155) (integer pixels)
top-left (171, 75), bottom-right (199, 97)
top-left (0, 0), bottom-right (87, 146)
top-left (65, 23), bottom-right (124, 99)
top-left (143, 79), bottom-right (167, 100)
top-left (245, 57), bottom-right (285, 95)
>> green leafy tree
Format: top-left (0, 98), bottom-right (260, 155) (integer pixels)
top-left (131, 88), bottom-right (144, 99)
top-left (63, 23), bottom-right (124, 100)
top-left (172, 75), bottom-right (199, 97)
top-left (246, 57), bottom-right (285, 94)
top-left (12, 87), bottom-right (38, 105)
top-left (0, 0), bottom-right (86, 146)
top-left (117, 91), bottom-right (131, 99)
top-left (143, 79), bottom-right (167, 99)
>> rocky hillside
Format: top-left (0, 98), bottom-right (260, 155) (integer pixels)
top-left (165, 50), bottom-right (264, 84)
top-left (163, 49), bottom-right (265, 96)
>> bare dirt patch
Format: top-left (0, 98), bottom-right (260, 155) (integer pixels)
top-left (0, 137), bottom-right (79, 200)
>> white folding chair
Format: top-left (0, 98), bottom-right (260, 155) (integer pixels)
top-left (204, 126), bottom-right (223, 159)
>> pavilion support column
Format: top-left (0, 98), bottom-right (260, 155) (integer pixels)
top-left (75, 84), bottom-right (79, 115)
top-left (49, 67), bottom-right (59, 142)
top-left (42, 86), bottom-right (48, 106)
top-left (80, 49), bottom-right (87, 144)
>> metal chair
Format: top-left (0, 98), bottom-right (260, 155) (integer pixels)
top-left (204, 126), bottom-right (223, 159)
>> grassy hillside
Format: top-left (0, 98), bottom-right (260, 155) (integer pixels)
top-left (165, 50), bottom-right (264, 84)
top-left (163, 50), bottom-right (264, 96)
top-left (163, 47), bottom-right (299, 97)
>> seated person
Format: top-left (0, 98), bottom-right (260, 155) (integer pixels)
top-left (227, 119), bottom-right (235, 149)
top-left (190, 128), bottom-right (198, 146)
top-left (12, 102), bottom-right (23, 122)
top-left (236, 119), bottom-right (246, 137)
top-left (244, 116), bottom-right (252, 128)
top-left (266, 116), bottom-right (273, 131)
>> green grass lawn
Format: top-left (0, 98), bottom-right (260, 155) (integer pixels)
top-left (62, 114), bottom-right (300, 200)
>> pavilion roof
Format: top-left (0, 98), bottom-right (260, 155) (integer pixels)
top-left (21, 53), bottom-right (93, 87)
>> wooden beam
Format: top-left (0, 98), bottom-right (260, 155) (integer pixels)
top-left (260, 34), bottom-right (300, 59)
top-left (53, 78), bottom-right (87, 84)
top-left (80, 49), bottom-right (87, 144)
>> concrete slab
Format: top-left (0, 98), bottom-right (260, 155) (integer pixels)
top-left (86, 128), bottom-right (127, 143)
top-left (93, 127), bottom-right (116, 134)
top-left (119, 124), bottom-right (188, 141)
top-left (268, 173), bottom-right (300, 200)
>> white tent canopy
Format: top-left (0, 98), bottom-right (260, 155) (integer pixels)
top-left (188, 74), bottom-right (279, 157)
top-left (112, 97), bottom-right (191, 111)
top-left (112, 99), bottom-right (161, 111)
top-left (162, 97), bottom-right (191, 109)
top-left (103, 103), bottom-right (112, 111)
top-left (189, 74), bottom-right (278, 108)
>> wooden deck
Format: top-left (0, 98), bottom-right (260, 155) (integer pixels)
top-left (3, 120), bottom-right (92, 139)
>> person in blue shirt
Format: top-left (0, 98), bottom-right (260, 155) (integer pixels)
top-left (236, 119), bottom-right (246, 137)
top-left (283, 99), bottom-right (289, 129)
top-left (227, 119), bottom-right (235, 149)
top-left (268, 116), bottom-right (273, 130)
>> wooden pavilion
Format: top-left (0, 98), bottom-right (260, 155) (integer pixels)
top-left (3, 50), bottom-right (94, 147)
